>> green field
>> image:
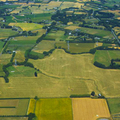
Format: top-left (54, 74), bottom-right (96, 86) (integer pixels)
top-left (0, 41), bottom-right (4, 52)
top-left (0, 29), bottom-right (18, 40)
top-left (56, 42), bottom-right (94, 53)
top-left (35, 98), bottom-right (73, 120)
top-left (7, 66), bottom-right (37, 77)
top-left (44, 30), bottom-right (67, 41)
top-left (94, 50), bottom-right (120, 67)
top-left (107, 98), bottom-right (120, 114)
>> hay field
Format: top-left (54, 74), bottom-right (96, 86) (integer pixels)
top-left (72, 98), bottom-right (111, 120)
top-left (35, 98), bottom-right (72, 120)
top-left (48, 1), bottom-right (62, 9)
top-left (60, 2), bottom-right (74, 9)
top-left (9, 23), bottom-right (43, 31)
top-left (14, 51), bottom-right (25, 62)
top-left (32, 40), bottom-right (56, 52)
top-left (0, 99), bottom-right (29, 115)
top-left (65, 25), bottom-right (80, 30)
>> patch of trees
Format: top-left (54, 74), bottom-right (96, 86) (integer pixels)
top-left (51, 10), bottom-right (86, 25)
top-left (36, 34), bottom-right (46, 43)
top-left (10, 52), bottom-right (16, 62)
top-left (110, 59), bottom-right (120, 69)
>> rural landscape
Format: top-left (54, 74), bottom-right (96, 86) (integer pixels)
top-left (0, 0), bottom-right (120, 119)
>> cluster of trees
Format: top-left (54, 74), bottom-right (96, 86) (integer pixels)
top-left (51, 10), bottom-right (86, 25)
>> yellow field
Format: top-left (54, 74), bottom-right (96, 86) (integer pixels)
top-left (9, 23), bottom-right (43, 31)
top-left (101, 10), bottom-right (120, 16)
top-left (94, 42), bottom-right (103, 48)
top-left (60, 2), bottom-right (74, 10)
top-left (27, 99), bottom-right (36, 114)
top-left (65, 26), bottom-right (80, 30)
top-left (32, 40), bottom-right (56, 53)
top-left (48, 1), bottom-right (62, 9)
top-left (113, 27), bottom-right (120, 35)
top-left (72, 98), bottom-right (111, 120)
top-left (74, 12), bottom-right (86, 14)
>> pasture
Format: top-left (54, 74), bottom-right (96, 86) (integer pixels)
top-left (7, 66), bottom-right (37, 77)
top-left (32, 40), bottom-right (56, 52)
top-left (9, 23), bottom-right (43, 31)
top-left (0, 117), bottom-right (28, 120)
top-left (94, 50), bottom-right (120, 67)
top-left (72, 98), bottom-right (111, 120)
top-left (0, 99), bottom-right (29, 115)
top-left (65, 25), bottom-right (80, 30)
top-left (0, 41), bottom-right (4, 52)
top-left (56, 43), bottom-right (94, 53)
top-left (44, 30), bottom-right (67, 41)
top-left (78, 27), bottom-right (113, 38)
top-left (35, 98), bottom-right (72, 120)
top-left (0, 29), bottom-right (18, 40)
top-left (107, 98), bottom-right (120, 114)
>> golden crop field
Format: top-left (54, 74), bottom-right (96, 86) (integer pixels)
top-left (27, 99), bottom-right (36, 114)
top-left (48, 1), bottom-right (62, 9)
top-left (60, 2), bottom-right (74, 10)
top-left (65, 26), bottom-right (80, 30)
top-left (9, 23), bottom-right (43, 31)
top-left (72, 98), bottom-right (111, 120)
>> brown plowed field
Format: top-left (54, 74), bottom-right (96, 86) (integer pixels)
top-left (72, 98), bottom-right (111, 120)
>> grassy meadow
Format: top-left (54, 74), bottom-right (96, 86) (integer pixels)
top-left (94, 50), bottom-right (120, 67)
top-left (35, 98), bottom-right (72, 120)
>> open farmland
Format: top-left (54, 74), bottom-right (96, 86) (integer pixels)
top-left (0, 117), bottom-right (28, 120)
top-left (34, 98), bottom-right (72, 120)
top-left (0, 29), bottom-right (18, 40)
top-left (32, 40), bottom-right (56, 52)
top-left (56, 43), bottom-right (94, 53)
top-left (9, 23), bottom-right (43, 31)
top-left (94, 50), bottom-right (120, 67)
top-left (72, 98), bottom-right (111, 120)
top-left (44, 30), bottom-right (67, 41)
top-left (0, 99), bottom-right (29, 115)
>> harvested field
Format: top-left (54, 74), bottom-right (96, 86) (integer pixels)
top-left (9, 23), bottom-right (43, 31)
top-left (65, 26), bottom-right (80, 30)
top-left (72, 98), bottom-right (111, 120)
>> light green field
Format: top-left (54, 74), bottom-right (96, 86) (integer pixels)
top-left (77, 27), bottom-right (113, 38)
top-left (94, 50), bottom-right (120, 67)
top-left (35, 98), bottom-right (73, 120)
top-left (107, 98), bottom-right (120, 114)
top-left (9, 23), bottom-right (43, 31)
top-left (44, 30), bottom-right (67, 41)
top-left (0, 41), bottom-right (4, 52)
top-left (7, 66), bottom-right (37, 77)
top-left (56, 43), bottom-right (94, 53)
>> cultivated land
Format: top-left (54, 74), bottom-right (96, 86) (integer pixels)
top-left (72, 98), bottom-right (111, 120)
top-left (1, 0), bottom-right (120, 119)
top-left (0, 99), bottom-right (29, 115)
top-left (28, 98), bottom-right (73, 120)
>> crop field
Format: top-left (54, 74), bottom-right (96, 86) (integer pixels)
top-left (27, 99), bottom-right (36, 114)
top-left (48, 1), bottom-right (62, 9)
top-left (9, 23), bottom-right (43, 31)
top-left (56, 43), bottom-right (94, 53)
top-left (32, 40), bottom-right (56, 52)
top-left (107, 98), bottom-right (120, 114)
top-left (94, 50), bottom-right (120, 67)
top-left (14, 51), bottom-right (25, 62)
top-left (0, 99), bottom-right (29, 115)
top-left (0, 29), bottom-right (18, 40)
top-left (65, 25), bottom-right (80, 30)
top-left (35, 98), bottom-right (72, 120)
top-left (0, 54), bottom-right (12, 65)
top-left (44, 30), bottom-right (67, 41)
top-left (78, 27), bottom-right (113, 38)
top-left (72, 98), bottom-right (111, 120)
